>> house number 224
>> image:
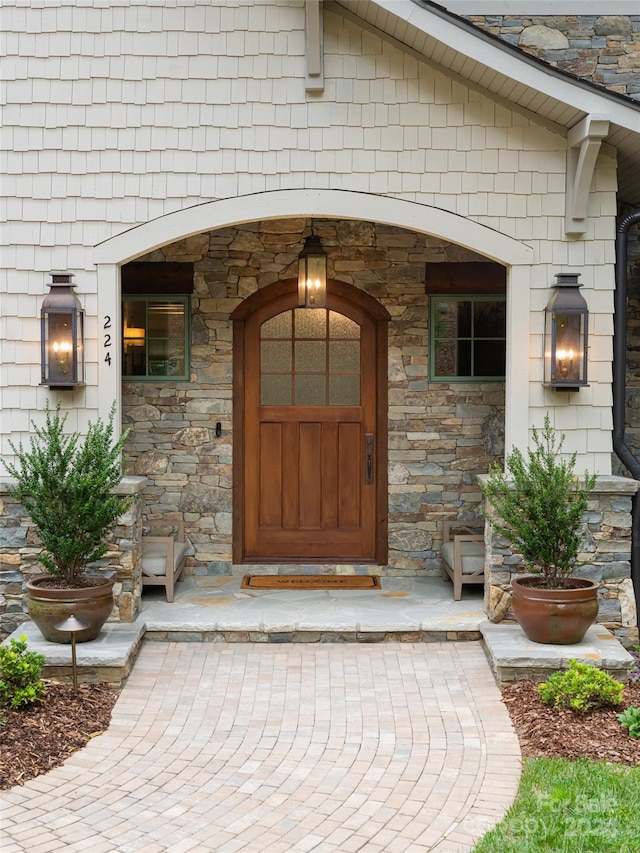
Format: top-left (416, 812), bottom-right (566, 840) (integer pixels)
top-left (103, 316), bottom-right (112, 365)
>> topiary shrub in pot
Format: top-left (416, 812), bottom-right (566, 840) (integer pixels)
top-left (480, 414), bottom-right (598, 645)
top-left (3, 402), bottom-right (131, 643)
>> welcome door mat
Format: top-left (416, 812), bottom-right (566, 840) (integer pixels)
top-left (241, 575), bottom-right (381, 590)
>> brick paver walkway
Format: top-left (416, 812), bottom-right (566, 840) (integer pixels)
top-left (1, 642), bottom-right (520, 853)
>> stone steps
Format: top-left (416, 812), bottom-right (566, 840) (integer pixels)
top-left (482, 622), bottom-right (635, 685)
top-left (8, 576), bottom-right (635, 688)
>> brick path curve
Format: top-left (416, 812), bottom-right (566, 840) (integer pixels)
top-left (1, 643), bottom-right (520, 853)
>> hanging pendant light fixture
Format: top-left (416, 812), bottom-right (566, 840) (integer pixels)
top-left (297, 233), bottom-right (327, 308)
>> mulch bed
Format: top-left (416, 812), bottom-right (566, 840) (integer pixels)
top-left (501, 680), bottom-right (640, 766)
top-left (1, 654), bottom-right (639, 790)
top-left (0, 683), bottom-right (119, 790)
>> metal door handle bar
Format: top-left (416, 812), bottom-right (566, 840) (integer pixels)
top-left (365, 433), bottom-right (374, 484)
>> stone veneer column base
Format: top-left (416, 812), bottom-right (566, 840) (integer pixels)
top-left (482, 622), bottom-right (635, 685)
top-left (0, 475), bottom-right (147, 638)
top-left (480, 475), bottom-right (640, 648)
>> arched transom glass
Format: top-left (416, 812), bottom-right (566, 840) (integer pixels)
top-left (260, 308), bottom-right (361, 405)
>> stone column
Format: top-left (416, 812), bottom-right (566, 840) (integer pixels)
top-left (0, 481), bottom-right (32, 638)
top-left (481, 475), bottom-right (639, 647)
top-left (102, 476), bottom-right (147, 623)
top-left (0, 475), bottom-right (147, 638)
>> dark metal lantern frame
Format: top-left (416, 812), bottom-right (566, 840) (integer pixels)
top-left (297, 234), bottom-right (327, 308)
top-left (543, 272), bottom-right (589, 390)
top-left (40, 272), bottom-right (85, 389)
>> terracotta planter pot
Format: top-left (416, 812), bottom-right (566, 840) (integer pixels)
top-left (511, 575), bottom-right (599, 645)
top-left (26, 575), bottom-right (115, 644)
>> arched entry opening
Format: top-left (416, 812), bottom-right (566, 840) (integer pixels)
top-left (231, 278), bottom-right (390, 564)
top-left (95, 190), bottom-right (533, 453)
top-left (95, 190), bottom-right (533, 575)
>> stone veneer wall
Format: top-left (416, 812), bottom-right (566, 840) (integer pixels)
top-left (465, 15), bottom-right (640, 100)
top-left (483, 476), bottom-right (639, 647)
top-left (123, 218), bottom-right (505, 576)
top-left (0, 477), bottom-right (146, 638)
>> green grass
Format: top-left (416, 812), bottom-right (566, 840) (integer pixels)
top-left (473, 758), bottom-right (640, 853)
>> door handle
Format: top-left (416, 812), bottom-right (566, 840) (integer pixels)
top-left (365, 434), bottom-right (374, 485)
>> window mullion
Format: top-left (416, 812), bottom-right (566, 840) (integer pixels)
top-left (470, 300), bottom-right (475, 378)
top-left (144, 301), bottom-right (150, 377)
top-left (122, 294), bottom-right (189, 381)
top-left (430, 294), bottom-right (505, 383)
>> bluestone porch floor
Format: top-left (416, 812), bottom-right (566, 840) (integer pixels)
top-left (141, 574), bottom-right (486, 639)
top-left (9, 575), bottom-right (485, 684)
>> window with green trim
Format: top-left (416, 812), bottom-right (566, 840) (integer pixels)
top-left (430, 296), bottom-right (506, 381)
top-left (122, 296), bottom-right (190, 380)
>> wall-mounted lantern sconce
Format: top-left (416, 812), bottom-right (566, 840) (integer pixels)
top-left (41, 272), bottom-right (85, 389)
top-left (543, 273), bottom-right (589, 390)
top-left (297, 234), bottom-right (327, 308)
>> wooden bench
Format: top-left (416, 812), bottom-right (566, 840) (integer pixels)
top-left (441, 519), bottom-right (485, 601)
top-left (141, 522), bottom-right (188, 603)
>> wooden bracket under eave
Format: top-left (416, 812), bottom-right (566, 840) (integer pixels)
top-left (565, 115), bottom-right (610, 237)
top-left (305, 0), bottom-right (324, 93)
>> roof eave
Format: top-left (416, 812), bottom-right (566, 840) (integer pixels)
top-left (336, 0), bottom-right (640, 134)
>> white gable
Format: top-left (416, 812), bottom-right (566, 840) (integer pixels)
top-left (0, 0), bottom-right (636, 475)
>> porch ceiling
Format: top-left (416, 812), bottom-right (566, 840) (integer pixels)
top-left (334, 0), bottom-right (640, 207)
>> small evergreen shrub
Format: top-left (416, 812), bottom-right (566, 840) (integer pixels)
top-left (538, 660), bottom-right (624, 712)
top-left (618, 706), bottom-right (640, 739)
top-left (481, 414), bottom-right (596, 589)
top-left (0, 636), bottom-right (46, 709)
top-left (2, 402), bottom-right (130, 585)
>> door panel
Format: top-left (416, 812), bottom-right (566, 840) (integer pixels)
top-left (298, 422), bottom-right (322, 527)
top-left (236, 281), bottom-right (387, 563)
top-left (258, 422), bottom-right (283, 528)
top-left (337, 422), bottom-right (361, 529)
top-left (249, 413), bottom-right (369, 558)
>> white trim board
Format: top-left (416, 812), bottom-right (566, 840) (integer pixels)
top-left (94, 190), bottom-right (533, 267)
top-left (94, 189), bottom-right (534, 455)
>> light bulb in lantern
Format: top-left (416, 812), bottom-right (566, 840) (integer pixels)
top-left (52, 340), bottom-right (72, 373)
top-left (556, 348), bottom-right (574, 378)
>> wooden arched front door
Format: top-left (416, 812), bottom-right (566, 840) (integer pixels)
top-left (232, 279), bottom-right (389, 564)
